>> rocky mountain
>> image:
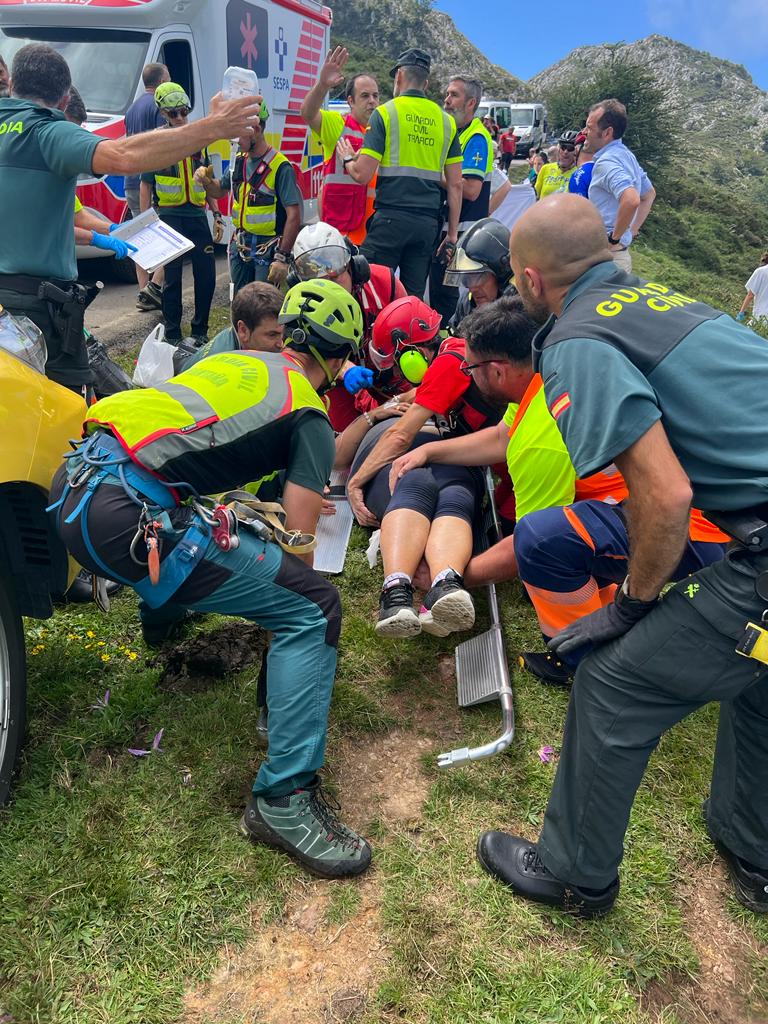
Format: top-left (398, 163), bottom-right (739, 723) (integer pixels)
top-left (529, 35), bottom-right (768, 149)
top-left (328, 0), bottom-right (527, 99)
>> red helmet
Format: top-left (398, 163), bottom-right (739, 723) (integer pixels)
top-left (369, 296), bottom-right (442, 371)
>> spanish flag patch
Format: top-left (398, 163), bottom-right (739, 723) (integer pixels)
top-left (550, 392), bottom-right (571, 420)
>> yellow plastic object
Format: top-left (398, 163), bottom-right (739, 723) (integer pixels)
top-left (0, 350), bottom-right (86, 588)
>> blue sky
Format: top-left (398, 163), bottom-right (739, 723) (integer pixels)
top-left (434, 0), bottom-right (768, 90)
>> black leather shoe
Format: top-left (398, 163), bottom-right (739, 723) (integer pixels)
top-left (477, 831), bottom-right (619, 918)
top-left (703, 800), bottom-right (768, 913)
top-left (518, 650), bottom-right (574, 687)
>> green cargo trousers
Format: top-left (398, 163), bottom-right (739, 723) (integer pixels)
top-left (538, 548), bottom-right (768, 889)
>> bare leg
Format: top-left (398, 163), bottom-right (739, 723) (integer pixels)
top-left (380, 508), bottom-right (431, 578)
top-left (424, 516), bottom-right (473, 579)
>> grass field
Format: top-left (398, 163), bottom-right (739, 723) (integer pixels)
top-left (2, 250), bottom-right (767, 1023)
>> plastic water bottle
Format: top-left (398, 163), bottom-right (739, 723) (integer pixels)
top-left (0, 306), bottom-right (47, 374)
top-left (222, 66), bottom-right (260, 100)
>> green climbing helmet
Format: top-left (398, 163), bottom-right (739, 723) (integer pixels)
top-left (279, 278), bottom-right (363, 357)
top-left (154, 82), bottom-right (191, 111)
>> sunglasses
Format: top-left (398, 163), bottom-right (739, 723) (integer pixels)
top-left (559, 143), bottom-right (576, 151)
top-left (165, 107), bottom-right (190, 120)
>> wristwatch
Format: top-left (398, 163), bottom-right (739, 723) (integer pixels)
top-left (607, 232), bottom-right (621, 246)
top-left (273, 247), bottom-right (291, 263)
top-left (343, 155), bottom-right (355, 165)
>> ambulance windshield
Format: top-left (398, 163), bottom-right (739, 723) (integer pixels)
top-left (0, 27), bottom-right (149, 116)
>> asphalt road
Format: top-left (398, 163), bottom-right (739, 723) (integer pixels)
top-left (81, 251), bottom-right (231, 358)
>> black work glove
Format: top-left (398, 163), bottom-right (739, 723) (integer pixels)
top-left (547, 580), bottom-right (657, 658)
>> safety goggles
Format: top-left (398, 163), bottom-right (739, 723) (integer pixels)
top-left (165, 107), bottom-right (190, 120)
top-left (292, 245), bottom-right (350, 282)
top-left (457, 270), bottom-right (491, 289)
top-left (443, 244), bottom-right (490, 287)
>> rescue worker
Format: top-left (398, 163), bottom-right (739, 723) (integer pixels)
top-left (300, 46), bottom-right (378, 245)
top-left (476, 192), bottom-right (768, 917)
top-left (196, 105), bottom-right (302, 295)
top-left (291, 222), bottom-right (407, 430)
top-left (140, 83), bottom-right (219, 346)
top-left (0, 55), bottom-right (8, 98)
top-left (444, 217), bottom-right (515, 333)
top-left (49, 279), bottom-right (372, 880)
top-left (179, 281), bottom-right (284, 370)
top-left (534, 130), bottom-right (579, 199)
top-left (429, 74), bottom-right (493, 325)
top-left (390, 295), bottom-right (726, 683)
top-left (337, 48), bottom-right (463, 298)
top-left (0, 44), bottom-right (263, 394)
top-left (346, 295), bottom-right (516, 539)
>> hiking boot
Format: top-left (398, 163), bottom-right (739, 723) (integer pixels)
top-left (65, 569), bottom-right (121, 604)
top-left (136, 285), bottom-right (162, 311)
top-left (189, 334), bottom-right (209, 347)
top-left (518, 650), bottom-right (574, 688)
top-left (375, 581), bottom-right (421, 638)
top-left (477, 831), bottom-right (619, 918)
top-left (240, 780), bottom-right (372, 878)
top-left (419, 570), bottom-right (475, 636)
top-left (703, 800), bottom-right (768, 913)
top-left (141, 609), bottom-right (201, 649)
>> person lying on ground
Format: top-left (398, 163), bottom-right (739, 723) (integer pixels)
top-left (346, 295), bottom-right (515, 532)
top-left (390, 295), bottom-right (728, 686)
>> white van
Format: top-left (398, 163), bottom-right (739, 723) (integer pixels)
top-left (478, 100), bottom-right (547, 156)
top-left (0, 0), bottom-right (331, 263)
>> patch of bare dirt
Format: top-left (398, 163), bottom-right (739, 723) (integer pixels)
top-left (641, 860), bottom-right (768, 1024)
top-left (158, 622), bottom-right (267, 693)
top-left (183, 879), bottom-right (386, 1024)
top-left (335, 727), bottom-right (434, 828)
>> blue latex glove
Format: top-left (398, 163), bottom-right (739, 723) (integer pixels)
top-left (108, 223), bottom-right (120, 233)
top-left (343, 365), bottom-right (375, 394)
top-left (91, 232), bottom-right (138, 260)
top-left (736, 311), bottom-right (746, 322)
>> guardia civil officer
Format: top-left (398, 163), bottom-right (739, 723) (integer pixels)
top-left (49, 279), bottom-right (372, 879)
top-left (337, 48), bottom-right (463, 298)
top-left (0, 44), bottom-right (262, 395)
top-left (477, 193), bottom-right (768, 917)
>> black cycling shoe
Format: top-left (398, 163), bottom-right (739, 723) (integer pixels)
top-left (477, 831), bottom-right (619, 918)
top-left (703, 800), bottom-right (768, 913)
top-left (65, 570), bottom-right (122, 605)
top-left (375, 581), bottom-right (420, 638)
top-left (518, 650), bottom-right (574, 688)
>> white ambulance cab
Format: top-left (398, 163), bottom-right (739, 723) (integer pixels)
top-left (0, 0), bottom-right (331, 260)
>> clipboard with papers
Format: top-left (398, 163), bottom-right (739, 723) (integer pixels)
top-left (110, 208), bottom-right (195, 273)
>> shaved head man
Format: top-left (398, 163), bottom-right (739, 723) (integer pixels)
top-left (510, 193), bottom-right (612, 323)
top-left (477, 189), bottom-right (768, 919)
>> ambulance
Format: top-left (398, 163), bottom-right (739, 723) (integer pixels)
top-left (0, 0), bottom-right (331, 267)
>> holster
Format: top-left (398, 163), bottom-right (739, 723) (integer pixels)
top-left (703, 505), bottom-right (768, 552)
top-left (40, 280), bottom-right (89, 358)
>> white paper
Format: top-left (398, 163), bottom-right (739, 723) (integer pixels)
top-left (111, 208), bottom-right (194, 273)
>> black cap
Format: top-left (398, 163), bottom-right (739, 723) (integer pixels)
top-left (389, 48), bottom-right (432, 77)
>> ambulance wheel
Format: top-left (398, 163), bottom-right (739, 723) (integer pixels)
top-left (110, 254), bottom-right (138, 284)
top-left (0, 571), bottom-right (26, 807)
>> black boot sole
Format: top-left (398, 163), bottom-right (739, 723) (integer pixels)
top-left (239, 811), bottom-right (371, 880)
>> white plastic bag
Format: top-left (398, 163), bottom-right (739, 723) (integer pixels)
top-left (132, 324), bottom-right (176, 387)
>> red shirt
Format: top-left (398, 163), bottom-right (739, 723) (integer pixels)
top-left (500, 131), bottom-right (518, 155)
top-left (414, 351), bottom-right (471, 416)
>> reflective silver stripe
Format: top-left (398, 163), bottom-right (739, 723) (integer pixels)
top-left (244, 211), bottom-right (277, 226)
top-left (383, 100), bottom-right (399, 169)
top-left (152, 381), bottom-right (219, 421)
top-left (378, 165), bottom-right (442, 180)
top-left (138, 353), bottom-right (299, 472)
top-left (438, 110), bottom-right (453, 169)
top-left (156, 182), bottom-right (183, 196)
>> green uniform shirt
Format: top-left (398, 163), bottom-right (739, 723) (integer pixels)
top-left (534, 261), bottom-right (768, 511)
top-left (360, 89), bottom-right (462, 213)
top-left (0, 98), bottom-right (100, 280)
top-left (180, 326), bottom-right (238, 371)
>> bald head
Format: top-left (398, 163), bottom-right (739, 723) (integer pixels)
top-left (512, 193), bottom-right (611, 290)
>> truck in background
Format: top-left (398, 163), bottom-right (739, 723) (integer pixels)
top-left (0, 0), bottom-right (331, 270)
top-left (478, 100), bottom-right (547, 157)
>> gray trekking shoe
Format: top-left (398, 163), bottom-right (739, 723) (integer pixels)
top-left (240, 781), bottom-right (372, 878)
